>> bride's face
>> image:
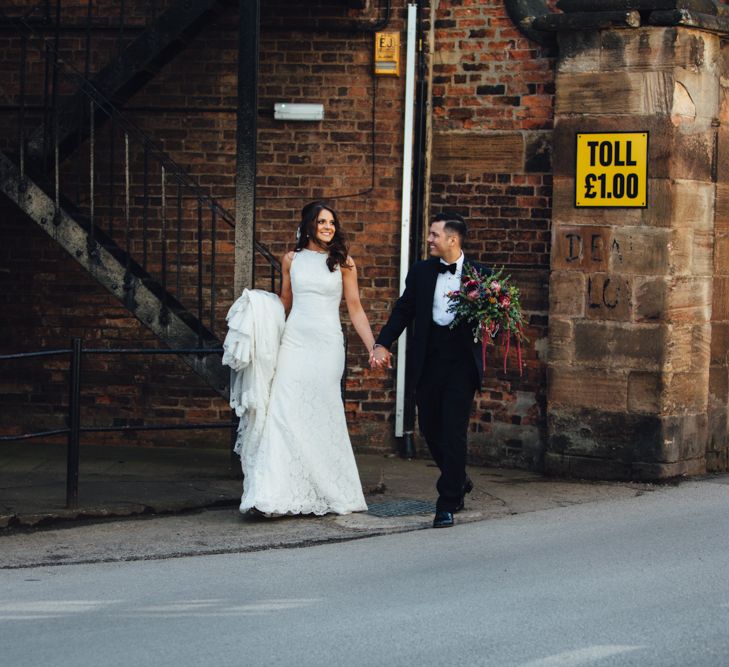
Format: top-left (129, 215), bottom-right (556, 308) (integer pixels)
top-left (314, 209), bottom-right (336, 245)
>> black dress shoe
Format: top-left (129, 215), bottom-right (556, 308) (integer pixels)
top-left (454, 499), bottom-right (465, 513)
top-left (433, 510), bottom-right (454, 528)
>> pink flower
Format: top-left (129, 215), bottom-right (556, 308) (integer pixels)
top-left (500, 296), bottom-right (511, 308)
top-left (490, 281), bottom-right (501, 293)
top-left (467, 289), bottom-right (479, 300)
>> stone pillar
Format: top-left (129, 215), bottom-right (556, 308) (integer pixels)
top-left (547, 25), bottom-right (721, 480)
top-left (708, 41), bottom-right (729, 471)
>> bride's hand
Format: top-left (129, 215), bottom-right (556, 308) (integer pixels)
top-left (370, 345), bottom-right (391, 369)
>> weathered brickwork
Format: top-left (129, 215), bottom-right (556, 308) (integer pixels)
top-left (0, 1), bottom-right (407, 453)
top-left (425, 0), bottom-right (555, 467)
top-left (0, 0), bottom-right (561, 467)
top-left (0, 198), bottom-right (231, 448)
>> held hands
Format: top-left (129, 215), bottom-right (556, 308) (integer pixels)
top-left (369, 344), bottom-right (392, 370)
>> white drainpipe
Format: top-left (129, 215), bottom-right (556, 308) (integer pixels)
top-left (395, 3), bottom-right (418, 437)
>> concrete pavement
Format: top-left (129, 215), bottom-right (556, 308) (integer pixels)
top-left (0, 441), bottom-right (668, 567)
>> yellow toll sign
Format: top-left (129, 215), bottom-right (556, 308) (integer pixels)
top-left (575, 132), bottom-right (648, 208)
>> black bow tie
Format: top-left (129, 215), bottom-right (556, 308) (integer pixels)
top-left (438, 262), bottom-right (457, 275)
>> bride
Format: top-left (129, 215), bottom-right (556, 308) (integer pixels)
top-left (238, 201), bottom-right (377, 516)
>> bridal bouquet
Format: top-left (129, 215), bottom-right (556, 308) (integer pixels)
top-left (446, 266), bottom-right (527, 375)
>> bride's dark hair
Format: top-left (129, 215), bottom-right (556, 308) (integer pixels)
top-left (294, 200), bottom-right (350, 272)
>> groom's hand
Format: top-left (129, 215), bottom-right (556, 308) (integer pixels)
top-left (370, 344), bottom-right (392, 369)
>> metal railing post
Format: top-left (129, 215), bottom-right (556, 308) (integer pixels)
top-left (66, 337), bottom-right (82, 508)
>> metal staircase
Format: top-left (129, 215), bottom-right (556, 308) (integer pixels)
top-left (1, 1), bottom-right (277, 399)
top-left (23, 0), bottom-right (233, 163)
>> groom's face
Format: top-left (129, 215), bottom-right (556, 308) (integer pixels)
top-left (427, 221), bottom-right (457, 258)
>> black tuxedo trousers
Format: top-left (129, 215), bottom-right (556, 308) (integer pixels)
top-left (418, 323), bottom-right (479, 512)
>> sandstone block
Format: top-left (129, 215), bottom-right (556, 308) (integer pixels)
top-left (670, 69), bottom-right (719, 128)
top-left (627, 371), bottom-right (662, 414)
top-left (556, 31), bottom-right (600, 74)
top-left (662, 371), bottom-right (709, 413)
top-left (630, 458), bottom-right (706, 479)
top-left (612, 228), bottom-right (671, 275)
top-left (633, 276), bottom-right (667, 322)
top-left (544, 452), bottom-right (633, 480)
top-left (706, 449), bottom-right (728, 473)
top-left (714, 235), bottom-right (729, 276)
top-left (552, 225), bottom-right (612, 271)
top-left (710, 322), bottom-right (729, 366)
top-left (573, 321), bottom-right (665, 369)
top-left (547, 409), bottom-right (710, 477)
top-left (556, 71), bottom-right (673, 116)
top-left (662, 413), bottom-right (709, 461)
top-left (599, 28), bottom-right (718, 74)
top-left (667, 227), bottom-right (694, 276)
top-left (548, 408), bottom-right (660, 461)
top-left (716, 127), bottom-right (729, 183)
top-left (548, 317), bottom-right (574, 363)
top-left (712, 277), bottom-right (729, 320)
top-left (671, 180), bottom-right (715, 231)
top-left (691, 229), bottom-right (714, 277)
top-left (664, 277), bottom-right (712, 324)
top-left (549, 271), bottom-right (586, 318)
top-left (709, 364), bottom-right (729, 403)
top-left (714, 183), bottom-right (729, 232)
top-left (664, 322), bottom-right (711, 373)
top-left (548, 366), bottom-right (628, 411)
top-left (585, 273), bottom-right (632, 321)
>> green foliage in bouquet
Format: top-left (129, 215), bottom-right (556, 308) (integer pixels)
top-left (446, 265), bottom-right (528, 374)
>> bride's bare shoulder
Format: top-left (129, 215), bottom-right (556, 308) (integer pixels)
top-left (282, 250), bottom-right (295, 266)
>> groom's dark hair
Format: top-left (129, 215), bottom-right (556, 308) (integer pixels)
top-left (432, 211), bottom-right (467, 244)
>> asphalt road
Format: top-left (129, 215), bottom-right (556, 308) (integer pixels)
top-left (2, 478), bottom-right (729, 666)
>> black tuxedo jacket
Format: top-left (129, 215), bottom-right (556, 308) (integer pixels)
top-left (376, 256), bottom-right (487, 386)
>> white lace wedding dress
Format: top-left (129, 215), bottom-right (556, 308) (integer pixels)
top-left (239, 248), bottom-right (368, 516)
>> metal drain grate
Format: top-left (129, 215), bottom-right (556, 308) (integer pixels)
top-left (367, 499), bottom-right (436, 517)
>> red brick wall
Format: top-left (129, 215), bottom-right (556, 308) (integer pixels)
top-left (0, 199), bottom-right (231, 449)
top-left (1, 0), bottom-right (557, 469)
top-left (0, 0), bottom-right (408, 453)
top-left (254, 1), bottom-right (408, 449)
top-left (425, 0), bottom-right (556, 467)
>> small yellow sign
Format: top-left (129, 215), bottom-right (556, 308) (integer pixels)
top-left (374, 32), bottom-right (400, 76)
top-left (575, 132), bottom-right (648, 208)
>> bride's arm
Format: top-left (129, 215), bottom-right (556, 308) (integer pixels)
top-left (342, 256), bottom-right (376, 353)
top-left (279, 251), bottom-right (294, 314)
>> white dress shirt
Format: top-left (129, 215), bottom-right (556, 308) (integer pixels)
top-left (432, 252), bottom-right (464, 326)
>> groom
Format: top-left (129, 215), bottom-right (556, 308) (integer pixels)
top-left (372, 213), bottom-right (485, 528)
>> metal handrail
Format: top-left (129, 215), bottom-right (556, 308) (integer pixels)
top-left (0, 339), bottom-right (236, 509)
top-left (3, 0), bottom-right (282, 323)
top-left (7, 4), bottom-right (232, 222)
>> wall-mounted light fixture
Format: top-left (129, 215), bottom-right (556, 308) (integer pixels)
top-left (273, 103), bottom-right (324, 121)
